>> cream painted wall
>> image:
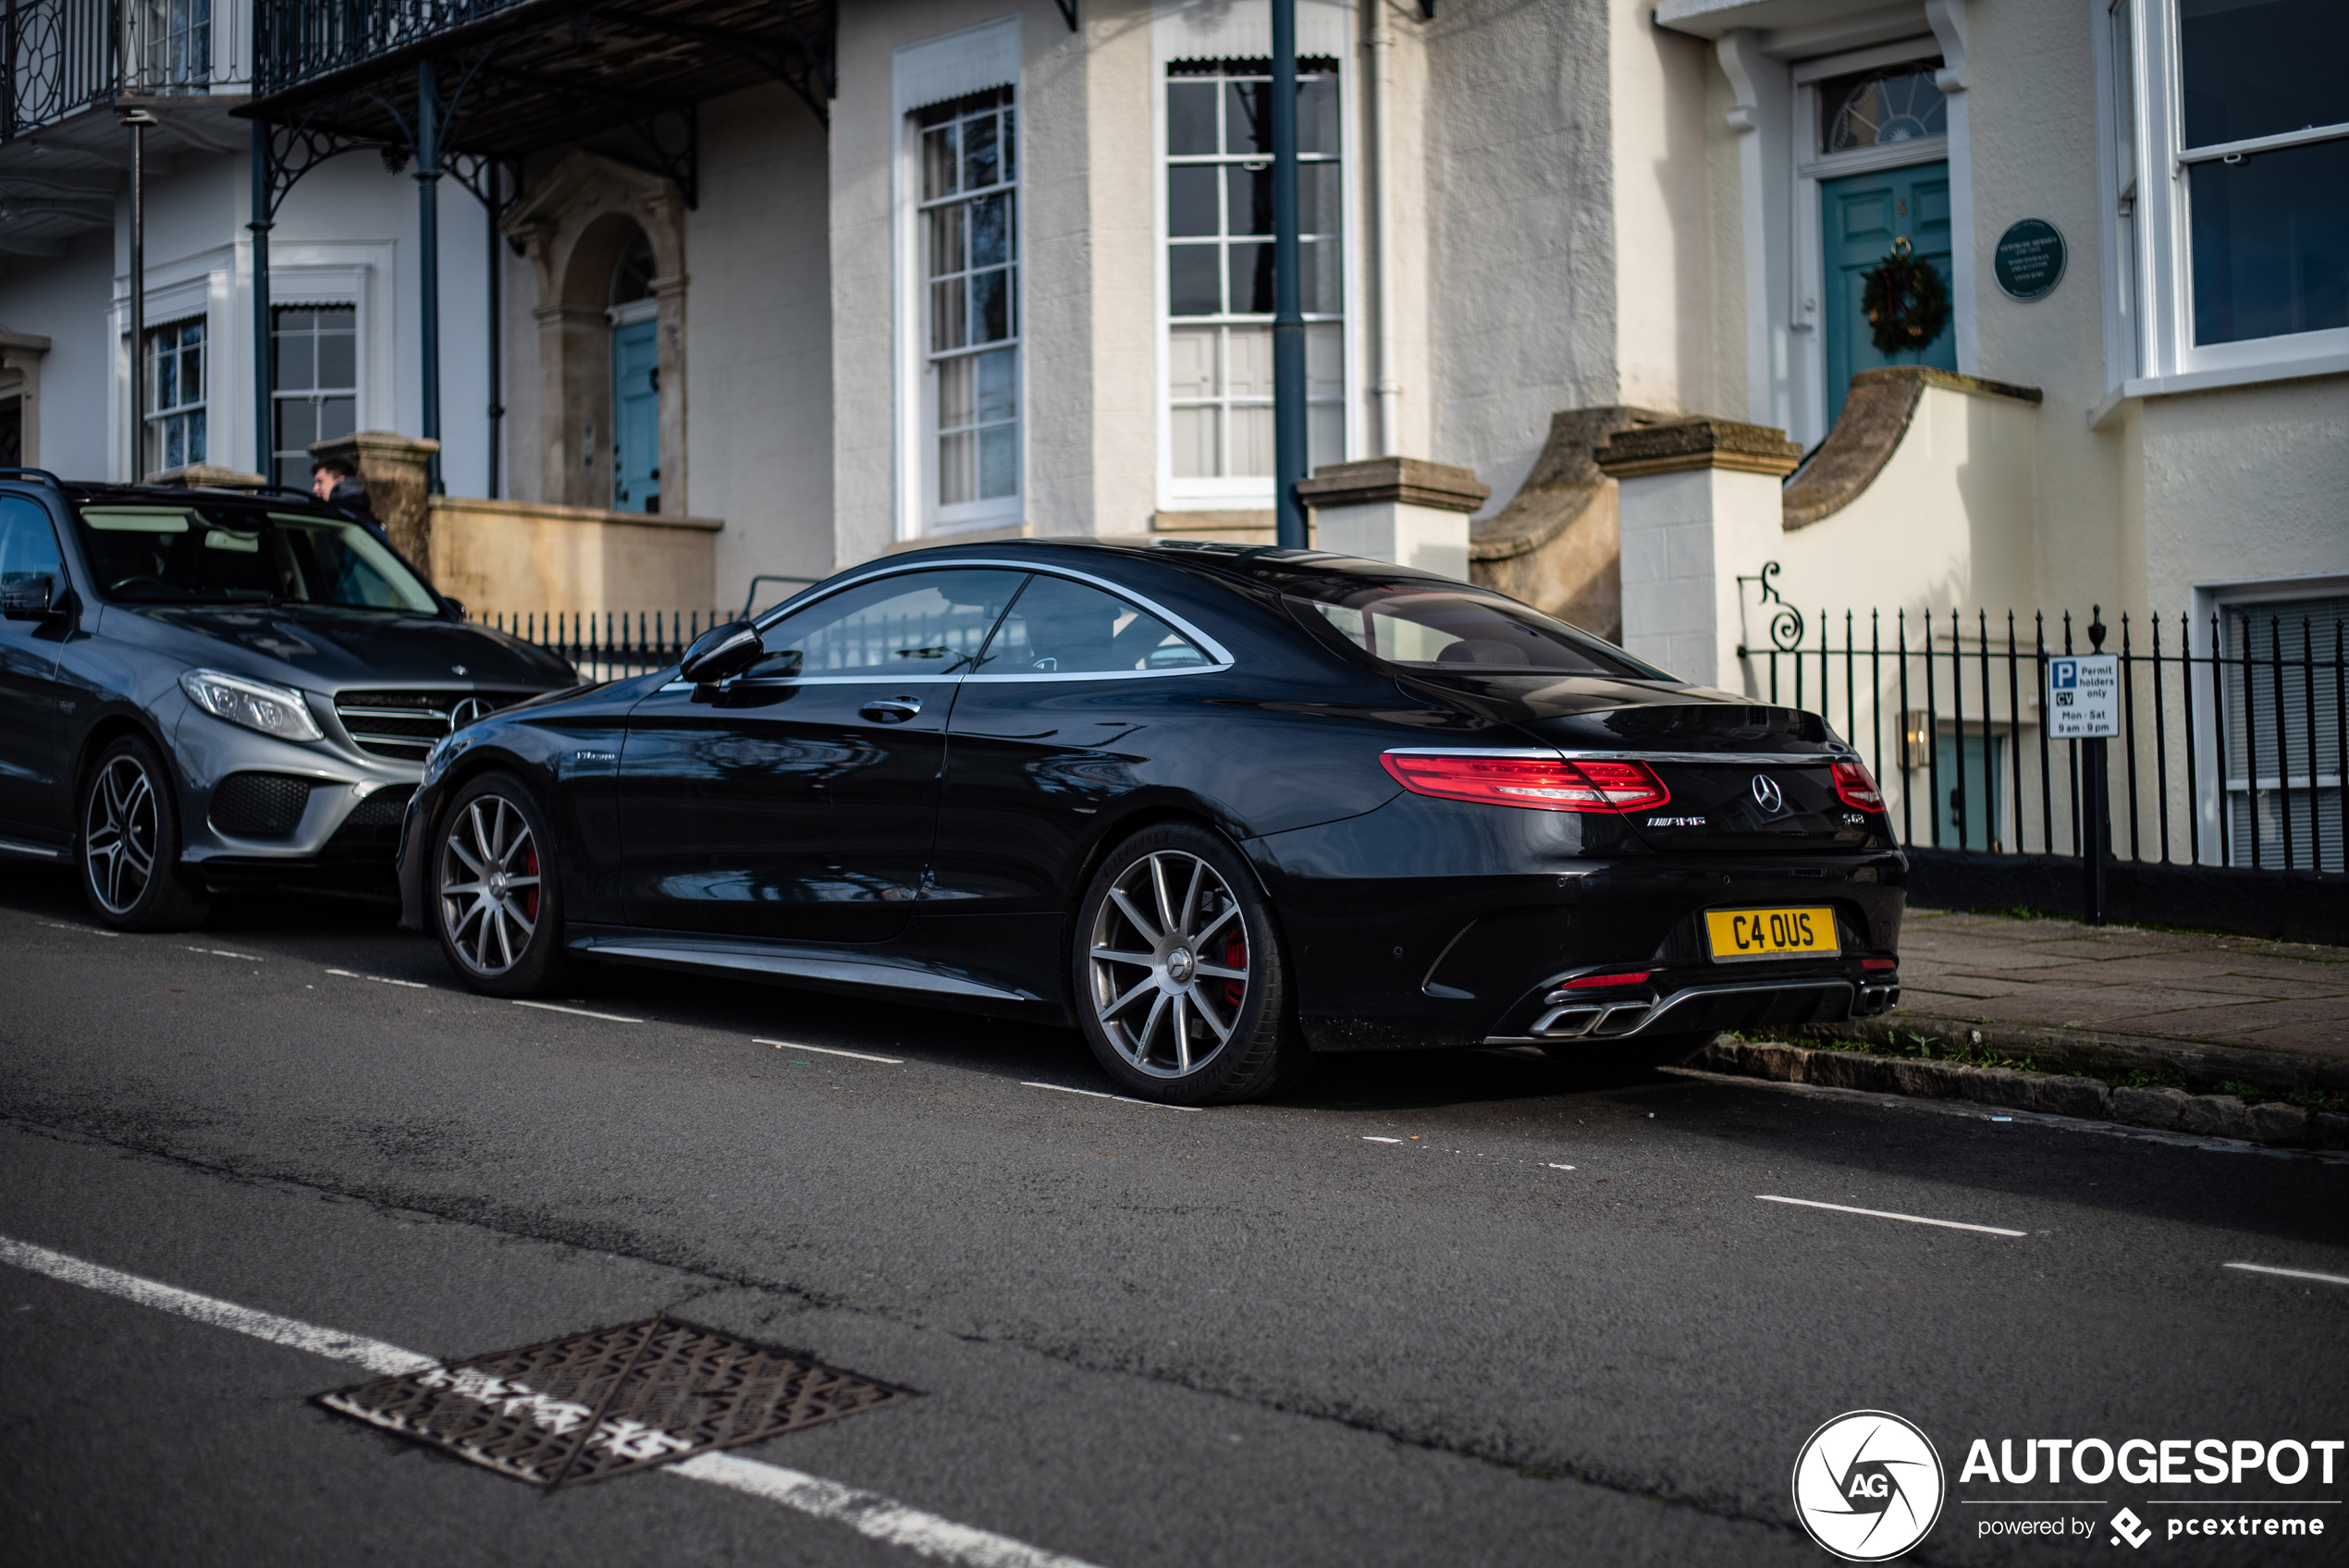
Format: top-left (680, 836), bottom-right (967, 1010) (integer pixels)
top-left (1073, 0), bottom-right (1159, 535)
top-left (2134, 380), bottom-right (2349, 608)
top-left (0, 228), bottom-right (114, 478)
top-left (689, 82), bottom-right (836, 600)
top-left (1771, 382), bottom-right (2040, 624)
top-left (1608, 0), bottom-right (1717, 419)
top-left (1419, 0), bottom-right (1619, 520)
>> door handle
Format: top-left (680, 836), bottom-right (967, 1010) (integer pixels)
top-left (860, 697), bottom-right (922, 724)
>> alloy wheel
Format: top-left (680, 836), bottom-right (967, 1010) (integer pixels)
top-left (438, 795), bottom-right (543, 974)
top-left (1088, 850), bottom-right (1250, 1078)
top-left (84, 754), bottom-right (158, 915)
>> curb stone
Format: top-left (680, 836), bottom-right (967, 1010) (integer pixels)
top-left (1690, 1037), bottom-right (2344, 1150)
top-left (1781, 1014), bottom-right (2349, 1094)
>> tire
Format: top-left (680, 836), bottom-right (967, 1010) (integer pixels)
top-left (1541, 1030), bottom-right (1714, 1078)
top-left (79, 734), bottom-right (209, 932)
top-left (1073, 822), bottom-right (1308, 1106)
top-left (430, 772), bottom-right (588, 996)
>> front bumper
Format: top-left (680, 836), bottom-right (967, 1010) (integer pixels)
top-left (168, 700), bottom-right (421, 883)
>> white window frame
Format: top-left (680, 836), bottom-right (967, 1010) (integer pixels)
top-left (267, 300), bottom-right (362, 488)
top-left (142, 314), bottom-right (209, 475)
top-left (1150, 0), bottom-right (1362, 516)
top-left (892, 17), bottom-right (1026, 544)
top-left (2103, 0), bottom-right (2349, 399)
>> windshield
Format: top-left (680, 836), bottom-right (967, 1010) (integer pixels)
top-left (1285, 580), bottom-right (1672, 680)
top-left (71, 504), bottom-right (439, 613)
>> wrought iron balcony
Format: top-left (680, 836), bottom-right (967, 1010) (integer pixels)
top-left (4, 0), bottom-right (234, 143)
top-left (248, 0), bottom-right (837, 157)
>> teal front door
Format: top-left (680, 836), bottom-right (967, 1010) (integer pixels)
top-left (1821, 161), bottom-right (1955, 426)
top-left (612, 317), bottom-right (659, 513)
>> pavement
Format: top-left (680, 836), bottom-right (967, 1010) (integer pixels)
top-left (1, 864), bottom-right (2345, 1568)
top-left (1892, 908), bottom-right (2349, 1064)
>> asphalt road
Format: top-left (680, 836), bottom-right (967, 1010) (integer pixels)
top-left (1, 865), bottom-right (2343, 1567)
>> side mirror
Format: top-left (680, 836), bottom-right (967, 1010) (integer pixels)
top-left (679, 620), bottom-right (766, 685)
top-left (440, 596), bottom-right (468, 621)
top-left (2, 574), bottom-right (56, 621)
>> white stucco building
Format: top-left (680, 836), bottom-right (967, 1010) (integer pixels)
top-left (2, 0), bottom-right (2340, 682)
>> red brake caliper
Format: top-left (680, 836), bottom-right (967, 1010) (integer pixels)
top-left (1223, 926), bottom-right (1247, 1009)
top-left (520, 840), bottom-right (541, 923)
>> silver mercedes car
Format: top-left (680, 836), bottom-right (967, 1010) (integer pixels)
top-left (0, 470), bottom-right (575, 930)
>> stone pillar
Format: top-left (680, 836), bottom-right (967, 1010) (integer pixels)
top-left (1593, 419), bottom-right (1802, 691)
top-left (310, 429), bottom-right (441, 563)
top-left (150, 463), bottom-right (268, 487)
top-left (1296, 457), bottom-right (1490, 580)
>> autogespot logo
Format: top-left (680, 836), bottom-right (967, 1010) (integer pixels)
top-left (1793, 1411), bottom-right (1947, 1562)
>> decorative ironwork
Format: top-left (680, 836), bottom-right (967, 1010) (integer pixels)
top-left (1, 0), bottom-right (228, 143)
top-left (1737, 561), bottom-right (1807, 652)
top-left (318, 1316), bottom-right (915, 1488)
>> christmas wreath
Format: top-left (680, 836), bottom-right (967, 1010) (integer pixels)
top-left (1861, 239), bottom-right (1950, 356)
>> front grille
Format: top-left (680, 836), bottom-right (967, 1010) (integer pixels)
top-left (334, 690), bottom-right (531, 761)
top-left (211, 773), bottom-right (315, 837)
top-left (322, 785), bottom-right (417, 861)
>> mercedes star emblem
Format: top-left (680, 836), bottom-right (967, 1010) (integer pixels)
top-left (1751, 774), bottom-right (1786, 815)
top-left (449, 697), bottom-right (488, 729)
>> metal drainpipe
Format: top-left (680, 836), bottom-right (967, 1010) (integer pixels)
top-left (1367, 7), bottom-right (1401, 457)
top-left (416, 58), bottom-right (443, 494)
top-left (1270, 0), bottom-right (1307, 549)
top-left (250, 123), bottom-right (273, 480)
top-left (485, 161), bottom-right (502, 499)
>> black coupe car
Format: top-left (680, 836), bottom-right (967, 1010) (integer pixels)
top-left (398, 540), bottom-right (1902, 1103)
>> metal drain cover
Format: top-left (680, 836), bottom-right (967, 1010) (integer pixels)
top-left (318, 1316), bottom-right (913, 1487)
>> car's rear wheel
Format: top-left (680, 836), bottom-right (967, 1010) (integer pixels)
top-left (432, 773), bottom-right (585, 996)
top-left (80, 735), bottom-right (209, 931)
top-left (1075, 823), bottom-right (1307, 1105)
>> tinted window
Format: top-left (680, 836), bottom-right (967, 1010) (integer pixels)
top-left (0, 495), bottom-right (63, 588)
top-left (1285, 580), bottom-right (1669, 680)
top-left (747, 569), bottom-right (1025, 680)
top-left (978, 574), bottom-right (1212, 675)
top-left (71, 504), bottom-right (438, 612)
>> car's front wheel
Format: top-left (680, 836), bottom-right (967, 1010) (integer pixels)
top-left (80, 734), bottom-right (209, 931)
top-left (431, 773), bottom-right (585, 996)
top-left (1074, 823), bottom-right (1307, 1105)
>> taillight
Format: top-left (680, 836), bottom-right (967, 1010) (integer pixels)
top-left (1558, 970), bottom-right (1651, 989)
top-left (1831, 760), bottom-right (1885, 813)
top-left (1380, 753), bottom-right (1670, 813)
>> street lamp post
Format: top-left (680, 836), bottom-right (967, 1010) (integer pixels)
top-left (118, 104), bottom-right (158, 482)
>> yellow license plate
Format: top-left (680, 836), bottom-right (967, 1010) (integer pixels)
top-left (1705, 906), bottom-right (1839, 962)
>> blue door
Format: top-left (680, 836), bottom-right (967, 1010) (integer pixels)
top-left (1934, 731), bottom-right (2006, 852)
top-left (611, 317), bottom-right (659, 513)
top-left (1821, 161), bottom-right (1955, 426)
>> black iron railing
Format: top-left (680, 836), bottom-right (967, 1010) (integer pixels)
top-left (2, 0), bottom-right (223, 141)
top-left (476, 608), bottom-right (723, 684)
top-left (252, 0), bottom-right (521, 95)
top-left (1746, 607), bottom-right (2346, 875)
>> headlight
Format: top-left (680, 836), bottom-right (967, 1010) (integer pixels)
top-left (178, 668), bottom-right (325, 742)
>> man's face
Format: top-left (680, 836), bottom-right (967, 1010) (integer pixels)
top-left (311, 468), bottom-right (335, 499)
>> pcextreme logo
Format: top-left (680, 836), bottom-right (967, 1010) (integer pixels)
top-left (1792, 1410), bottom-right (1947, 1562)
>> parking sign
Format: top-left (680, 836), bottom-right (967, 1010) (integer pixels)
top-left (2047, 654), bottom-right (2121, 738)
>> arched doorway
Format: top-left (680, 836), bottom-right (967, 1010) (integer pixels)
top-left (609, 230), bottom-right (659, 512)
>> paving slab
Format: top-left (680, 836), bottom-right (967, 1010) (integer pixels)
top-left (1894, 908), bottom-right (2349, 1066)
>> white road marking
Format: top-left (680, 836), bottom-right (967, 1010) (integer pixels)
top-left (1021, 1082), bottom-right (1199, 1111)
top-left (0, 1235), bottom-right (432, 1378)
top-left (1756, 1194), bottom-right (2027, 1237)
top-left (677, 1452), bottom-right (1106, 1568)
top-left (756, 1038), bottom-right (904, 1065)
top-left (325, 968), bottom-right (429, 989)
top-left (41, 921), bottom-right (117, 937)
top-left (2225, 1261), bottom-right (2349, 1288)
top-left (187, 946), bottom-right (264, 962)
top-left (0, 1234), bottom-right (1108, 1568)
top-left (1361, 1136), bottom-right (1402, 1144)
top-left (1548, 1163), bottom-right (1576, 1170)
top-left (513, 1000), bottom-right (643, 1023)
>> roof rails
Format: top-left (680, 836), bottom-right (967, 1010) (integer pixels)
top-left (0, 467), bottom-right (67, 489)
